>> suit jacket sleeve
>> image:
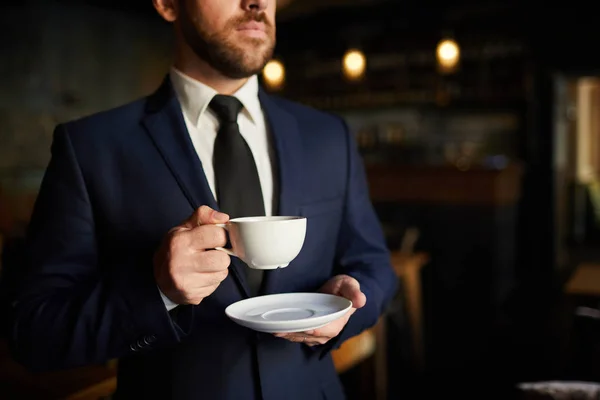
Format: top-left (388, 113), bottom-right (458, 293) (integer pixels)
top-left (319, 118), bottom-right (398, 356)
top-left (10, 125), bottom-right (191, 372)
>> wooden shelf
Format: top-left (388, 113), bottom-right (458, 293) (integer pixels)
top-left (366, 162), bottom-right (523, 206)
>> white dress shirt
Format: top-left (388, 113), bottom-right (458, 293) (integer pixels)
top-left (159, 67), bottom-right (274, 311)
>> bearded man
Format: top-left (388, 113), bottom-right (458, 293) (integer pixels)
top-left (10, 1), bottom-right (397, 399)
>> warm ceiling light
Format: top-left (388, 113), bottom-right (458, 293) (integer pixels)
top-left (263, 59), bottom-right (285, 89)
top-left (343, 49), bottom-right (366, 80)
top-left (436, 39), bottom-right (460, 73)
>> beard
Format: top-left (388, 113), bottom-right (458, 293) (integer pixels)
top-left (179, 4), bottom-right (276, 79)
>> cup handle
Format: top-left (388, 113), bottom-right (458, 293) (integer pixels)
top-left (214, 223), bottom-right (236, 257)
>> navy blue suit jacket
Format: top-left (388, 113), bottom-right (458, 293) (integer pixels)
top-left (10, 76), bottom-right (397, 400)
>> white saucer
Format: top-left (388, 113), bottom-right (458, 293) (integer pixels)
top-left (225, 293), bottom-right (353, 333)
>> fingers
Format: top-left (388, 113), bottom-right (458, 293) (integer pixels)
top-left (273, 311), bottom-right (354, 346)
top-left (193, 250), bottom-right (231, 272)
top-left (168, 227), bottom-right (226, 257)
top-left (273, 332), bottom-right (330, 347)
top-left (170, 223), bottom-right (228, 252)
top-left (331, 276), bottom-right (366, 309)
top-left (172, 269), bottom-right (230, 304)
top-left (156, 206), bottom-right (232, 306)
top-left (188, 225), bottom-right (228, 251)
top-left (339, 280), bottom-right (366, 309)
top-left (300, 335), bottom-right (329, 347)
top-left (183, 206), bottom-right (229, 250)
top-left (193, 269), bottom-right (230, 288)
top-left (185, 205), bottom-right (229, 228)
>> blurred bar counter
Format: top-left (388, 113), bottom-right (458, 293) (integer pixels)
top-left (366, 162), bottom-right (522, 206)
top-left (368, 162), bottom-right (523, 373)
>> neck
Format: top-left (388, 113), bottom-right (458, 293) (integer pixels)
top-left (173, 44), bottom-right (248, 95)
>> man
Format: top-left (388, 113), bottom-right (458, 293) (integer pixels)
top-left (10, 0), bottom-right (397, 399)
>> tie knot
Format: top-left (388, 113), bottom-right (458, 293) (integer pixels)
top-left (209, 95), bottom-right (243, 124)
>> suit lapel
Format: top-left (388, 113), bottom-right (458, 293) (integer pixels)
top-left (142, 76), bottom-right (217, 211)
top-left (142, 75), bottom-right (251, 297)
top-left (259, 90), bottom-right (304, 295)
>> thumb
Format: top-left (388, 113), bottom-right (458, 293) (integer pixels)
top-left (339, 278), bottom-right (367, 309)
top-left (185, 205), bottom-right (229, 228)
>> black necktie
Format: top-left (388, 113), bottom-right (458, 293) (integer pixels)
top-left (210, 95), bottom-right (264, 296)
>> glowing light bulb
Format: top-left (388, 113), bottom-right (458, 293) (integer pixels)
top-left (263, 60), bottom-right (285, 89)
top-left (343, 49), bottom-right (366, 80)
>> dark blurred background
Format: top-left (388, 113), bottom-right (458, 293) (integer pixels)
top-left (2, 0), bottom-right (600, 398)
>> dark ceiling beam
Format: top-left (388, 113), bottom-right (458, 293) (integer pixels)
top-left (276, 0), bottom-right (390, 21)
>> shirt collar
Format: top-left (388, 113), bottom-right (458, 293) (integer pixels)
top-left (169, 67), bottom-right (262, 126)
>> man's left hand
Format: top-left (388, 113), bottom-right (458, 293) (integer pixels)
top-left (273, 274), bottom-right (366, 347)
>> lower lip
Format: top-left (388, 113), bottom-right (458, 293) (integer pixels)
top-left (237, 29), bottom-right (267, 38)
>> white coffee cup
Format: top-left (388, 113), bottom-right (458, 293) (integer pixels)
top-left (215, 216), bottom-right (307, 270)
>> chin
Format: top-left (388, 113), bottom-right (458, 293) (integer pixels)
top-left (237, 49), bottom-right (272, 65)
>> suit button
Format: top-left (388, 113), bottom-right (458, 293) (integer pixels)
top-left (143, 335), bottom-right (157, 345)
top-left (130, 343), bottom-right (140, 352)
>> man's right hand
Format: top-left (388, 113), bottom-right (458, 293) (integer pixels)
top-left (154, 205), bottom-right (231, 305)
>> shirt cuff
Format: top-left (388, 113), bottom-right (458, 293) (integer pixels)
top-left (158, 285), bottom-right (179, 312)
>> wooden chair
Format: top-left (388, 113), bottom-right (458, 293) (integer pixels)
top-left (331, 326), bottom-right (377, 375)
top-left (565, 263), bottom-right (600, 297)
top-left (331, 227), bottom-right (429, 400)
top-left (0, 340), bottom-right (117, 399)
top-left (390, 250), bottom-right (428, 371)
